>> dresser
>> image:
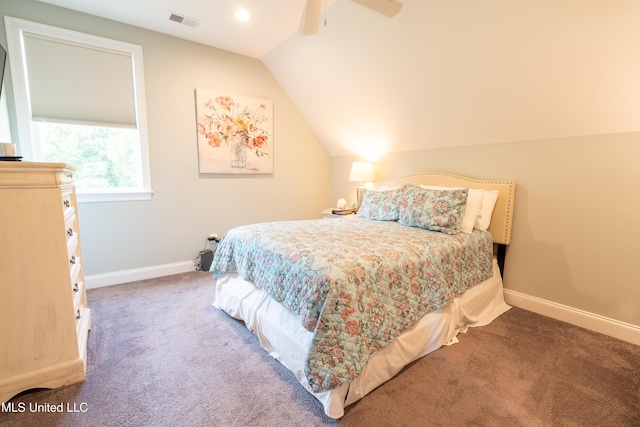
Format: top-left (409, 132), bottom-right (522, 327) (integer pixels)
top-left (0, 162), bottom-right (91, 403)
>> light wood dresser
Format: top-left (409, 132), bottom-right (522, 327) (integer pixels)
top-left (0, 161), bottom-right (91, 403)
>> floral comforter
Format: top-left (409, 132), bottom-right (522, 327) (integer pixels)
top-left (210, 217), bottom-right (493, 392)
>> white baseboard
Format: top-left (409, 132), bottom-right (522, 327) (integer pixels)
top-left (85, 260), bottom-right (195, 289)
top-left (503, 289), bottom-right (640, 347)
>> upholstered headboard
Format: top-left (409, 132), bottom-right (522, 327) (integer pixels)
top-left (373, 172), bottom-right (516, 273)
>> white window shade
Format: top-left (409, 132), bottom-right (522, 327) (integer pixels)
top-left (23, 32), bottom-right (137, 128)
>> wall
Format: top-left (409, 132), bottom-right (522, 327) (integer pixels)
top-left (0, 0), bottom-right (332, 276)
top-left (333, 132), bottom-right (640, 329)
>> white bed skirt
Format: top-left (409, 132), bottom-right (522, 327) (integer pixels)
top-left (213, 258), bottom-right (510, 419)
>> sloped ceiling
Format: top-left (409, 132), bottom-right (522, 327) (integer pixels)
top-left (37, 0), bottom-right (640, 158)
top-left (264, 0), bottom-right (640, 158)
top-left (38, 0), bottom-right (317, 59)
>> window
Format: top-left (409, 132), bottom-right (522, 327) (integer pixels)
top-left (4, 16), bottom-right (152, 202)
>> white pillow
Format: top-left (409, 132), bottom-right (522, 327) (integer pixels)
top-left (375, 185), bottom-right (400, 192)
top-left (420, 185), bottom-right (484, 234)
top-left (475, 190), bottom-right (499, 231)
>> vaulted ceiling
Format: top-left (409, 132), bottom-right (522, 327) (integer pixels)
top-left (37, 0), bottom-right (640, 158)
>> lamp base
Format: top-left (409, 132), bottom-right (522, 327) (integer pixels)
top-left (356, 186), bottom-right (365, 207)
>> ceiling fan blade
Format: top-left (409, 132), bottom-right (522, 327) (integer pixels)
top-left (299, 0), bottom-right (324, 35)
top-left (351, 0), bottom-right (403, 17)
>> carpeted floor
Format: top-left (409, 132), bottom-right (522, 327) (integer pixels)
top-left (1, 272), bottom-right (639, 426)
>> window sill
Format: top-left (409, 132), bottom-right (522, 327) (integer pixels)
top-left (77, 190), bottom-right (154, 203)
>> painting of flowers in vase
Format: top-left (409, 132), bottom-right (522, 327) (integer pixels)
top-left (196, 88), bottom-right (273, 174)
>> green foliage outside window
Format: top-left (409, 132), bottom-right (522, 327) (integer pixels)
top-left (38, 122), bottom-right (139, 190)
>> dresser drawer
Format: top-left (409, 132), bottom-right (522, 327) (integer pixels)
top-left (75, 305), bottom-right (89, 335)
top-left (69, 255), bottom-right (82, 285)
top-left (72, 280), bottom-right (86, 331)
top-left (61, 188), bottom-right (75, 221)
top-left (72, 280), bottom-right (85, 308)
top-left (65, 211), bottom-right (78, 247)
top-left (58, 169), bottom-right (76, 185)
top-left (70, 255), bottom-right (82, 290)
top-left (67, 235), bottom-right (81, 287)
top-left (67, 230), bottom-right (79, 261)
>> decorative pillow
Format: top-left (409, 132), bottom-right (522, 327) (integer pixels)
top-left (357, 186), bottom-right (405, 221)
top-left (399, 185), bottom-right (468, 234)
top-left (475, 190), bottom-right (499, 231)
top-left (420, 185), bottom-right (484, 234)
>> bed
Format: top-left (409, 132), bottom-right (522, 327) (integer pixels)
top-left (210, 172), bottom-right (516, 418)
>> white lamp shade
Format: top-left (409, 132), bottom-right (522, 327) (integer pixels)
top-left (349, 161), bottom-right (374, 183)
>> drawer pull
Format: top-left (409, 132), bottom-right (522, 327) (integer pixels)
top-left (73, 283), bottom-right (79, 292)
top-left (63, 199), bottom-right (71, 208)
top-left (67, 228), bottom-right (74, 237)
top-left (70, 255), bottom-right (76, 265)
top-left (76, 310), bottom-right (81, 320)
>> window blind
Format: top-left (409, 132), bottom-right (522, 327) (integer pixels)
top-left (23, 32), bottom-right (137, 128)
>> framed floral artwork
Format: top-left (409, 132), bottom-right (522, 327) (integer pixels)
top-left (195, 88), bottom-right (273, 174)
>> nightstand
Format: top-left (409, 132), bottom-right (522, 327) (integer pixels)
top-left (322, 208), bottom-right (357, 219)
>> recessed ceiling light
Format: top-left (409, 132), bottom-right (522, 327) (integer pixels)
top-left (235, 10), bottom-right (250, 21)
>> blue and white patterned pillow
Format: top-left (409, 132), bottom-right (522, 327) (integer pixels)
top-left (398, 184), bottom-right (468, 234)
top-left (357, 186), bottom-right (405, 221)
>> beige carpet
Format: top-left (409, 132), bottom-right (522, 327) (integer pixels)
top-left (1, 272), bottom-right (638, 426)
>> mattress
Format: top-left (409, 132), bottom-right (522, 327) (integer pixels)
top-left (213, 258), bottom-right (510, 419)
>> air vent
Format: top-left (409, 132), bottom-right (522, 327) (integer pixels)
top-left (169, 12), bottom-right (199, 27)
top-left (169, 13), bottom-right (184, 23)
